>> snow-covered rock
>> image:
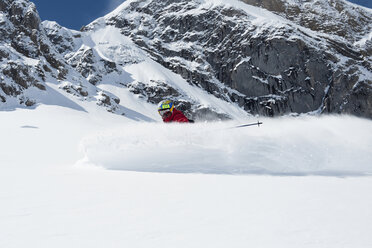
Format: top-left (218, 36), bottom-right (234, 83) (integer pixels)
top-left (97, 0), bottom-right (371, 118)
top-left (0, 0), bottom-right (371, 119)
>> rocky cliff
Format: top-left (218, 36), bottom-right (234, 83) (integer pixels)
top-left (1, 0), bottom-right (371, 119)
top-left (97, 0), bottom-right (371, 117)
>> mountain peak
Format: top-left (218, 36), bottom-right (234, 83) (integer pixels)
top-left (0, 0), bottom-right (371, 119)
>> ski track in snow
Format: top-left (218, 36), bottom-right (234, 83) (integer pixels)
top-left (77, 115), bottom-right (372, 176)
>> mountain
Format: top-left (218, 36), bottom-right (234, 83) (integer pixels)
top-left (2, 2), bottom-right (372, 245)
top-left (0, 0), bottom-right (371, 120)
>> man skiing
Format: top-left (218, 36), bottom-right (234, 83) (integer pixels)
top-left (158, 100), bottom-right (190, 123)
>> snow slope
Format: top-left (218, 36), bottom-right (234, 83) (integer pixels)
top-left (1, 1), bottom-right (372, 246)
top-left (40, 19), bottom-right (250, 120)
top-left (79, 115), bottom-right (372, 176)
top-left (1, 105), bottom-right (372, 248)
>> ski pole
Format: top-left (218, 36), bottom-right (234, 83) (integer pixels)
top-left (233, 121), bottom-right (263, 129)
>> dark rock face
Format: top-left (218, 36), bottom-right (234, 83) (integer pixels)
top-left (0, 0), bottom-right (371, 119)
top-left (127, 80), bottom-right (181, 104)
top-left (67, 47), bottom-right (102, 85)
top-left (241, 0), bottom-right (372, 44)
top-left (61, 83), bottom-right (89, 97)
top-left (100, 0), bottom-right (371, 118)
top-left (42, 21), bottom-right (78, 54)
top-left (2, 62), bottom-right (35, 89)
top-left (0, 0), bottom-right (68, 107)
top-left (96, 91), bottom-right (122, 114)
top-left (66, 46), bottom-right (121, 85)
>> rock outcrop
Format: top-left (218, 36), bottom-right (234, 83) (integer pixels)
top-left (101, 0), bottom-right (371, 118)
top-left (0, 0), bottom-right (371, 119)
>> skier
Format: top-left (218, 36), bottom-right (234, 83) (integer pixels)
top-left (157, 100), bottom-right (190, 123)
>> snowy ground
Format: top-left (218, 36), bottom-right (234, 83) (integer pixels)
top-left (1, 105), bottom-right (372, 248)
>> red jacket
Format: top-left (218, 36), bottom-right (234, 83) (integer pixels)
top-left (163, 109), bottom-right (189, 123)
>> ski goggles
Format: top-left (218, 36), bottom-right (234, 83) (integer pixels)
top-left (159, 109), bottom-right (171, 117)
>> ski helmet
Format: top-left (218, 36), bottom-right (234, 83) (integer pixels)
top-left (158, 100), bottom-right (174, 117)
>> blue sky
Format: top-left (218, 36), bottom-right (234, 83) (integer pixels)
top-left (31, 0), bottom-right (125, 30)
top-left (31, 0), bottom-right (371, 31)
top-left (348, 0), bottom-right (372, 9)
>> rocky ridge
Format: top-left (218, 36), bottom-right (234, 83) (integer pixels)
top-left (97, 0), bottom-right (371, 117)
top-left (0, 0), bottom-right (129, 114)
top-left (0, 0), bottom-right (371, 119)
